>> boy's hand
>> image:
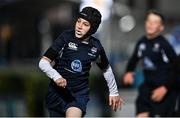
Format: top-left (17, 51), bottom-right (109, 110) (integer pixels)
top-left (109, 96), bottom-right (124, 111)
top-left (54, 78), bottom-right (67, 88)
top-left (151, 86), bottom-right (168, 102)
top-left (123, 72), bottom-right (134, 85)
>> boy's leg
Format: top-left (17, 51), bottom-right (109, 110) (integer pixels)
top-left (137, 112), bottom-right (149, 118)
top-left (66, 107), bottom-right (82, 117)
top-left (150, 89), bottom-right (177, 117)
top-left (136, 83), bottom-right (151, 117)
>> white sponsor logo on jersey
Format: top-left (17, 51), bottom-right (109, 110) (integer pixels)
top-left (153, 43), bottom-right (160, 52)
top-left (68, 42), bottom-right (78, 50)
top-left (139, 43), bottom-right (146, 50)
top-left (138, 43), bottom-right (146, 57)
top-left (91, 47), bottom-right (97, 54)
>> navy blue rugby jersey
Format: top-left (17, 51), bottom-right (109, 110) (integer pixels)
top-left (126, 35), bottom-right (177, 88)
top-left (44, 30), bottom-right (109, 91)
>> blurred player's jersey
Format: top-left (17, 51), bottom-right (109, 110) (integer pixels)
top-left (126, 35), bottom-right (176, 86)
top-left (44, 30), bottom-right (109, 91)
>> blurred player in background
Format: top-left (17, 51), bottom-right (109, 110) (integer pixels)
top-left (39, 6), bottom-right (123, 117)
top-left (123, 10), bottom-right (177, 117)
top-left (168, 26), bottom-right (180, 116)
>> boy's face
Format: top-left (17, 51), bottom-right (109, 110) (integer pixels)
top-left (145, 13), bottom-right (164, 38)
top-left (75, 18), bottom-right (91, 39)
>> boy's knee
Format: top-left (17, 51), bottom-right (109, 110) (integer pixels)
top-left (136, 112), bottom-right (149, 118)
top-left (66, 107), bottom-right (82, 117)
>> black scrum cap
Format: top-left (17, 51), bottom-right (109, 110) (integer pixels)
top-left (79, 7), bottom-right (102, 35)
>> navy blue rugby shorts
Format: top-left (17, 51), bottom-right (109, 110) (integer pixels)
top-left (45, 83), bottom-right (89, 117)
top-left (136, 83), bottom-right (177, 117)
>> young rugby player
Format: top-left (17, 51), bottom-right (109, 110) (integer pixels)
top-left (123, 10), bottom-right (177, 117)
top-left (39, 6), bottom-right (123, 117)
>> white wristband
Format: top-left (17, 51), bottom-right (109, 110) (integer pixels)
top-left (103, 66), bottom-right (119, 96)
top-left (39, 58), bottom-right (62, 81)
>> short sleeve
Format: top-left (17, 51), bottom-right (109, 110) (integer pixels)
top-left (51, 33), bottom-right (67, 53)
top-left (95, 42), bottom-right (109, 70)
top-left (43, 32), bottom-right (67, 61)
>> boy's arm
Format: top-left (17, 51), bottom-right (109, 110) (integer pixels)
top-left (39, 56), bottom-right (67, 88)
top-left (161, 39), bottom-right (177, 90)
top-left (39, 56), bottom-right (63, 81)
top-left (39, 33), bottom-right (67, 88)
top-left (39, 32), bottom-right (66, 80)
top-left (95, 43), bottom-right (123, 111)
top-left (103, 65), bottom-right (119, 96)
top-left (126, 42), bottom-right (140, 73)
top-left (123, 41), bottom-right (140, 85)
top-left (95, 44), bottom-right (119, 96)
